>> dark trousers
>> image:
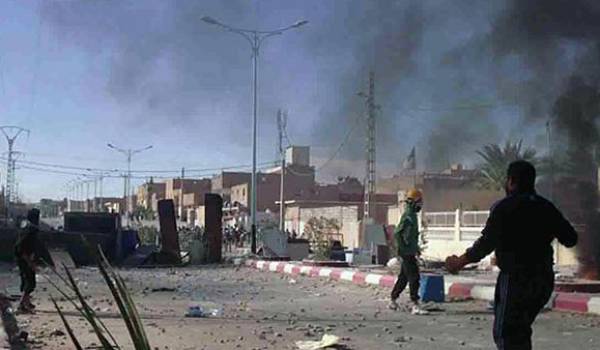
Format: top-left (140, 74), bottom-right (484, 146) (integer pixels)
top-left (493, 268), bottom-right (554, 350)
top-left (17, 258), bottom-right (36, 295)
top-left (391, 255), bottom-right (420, 302)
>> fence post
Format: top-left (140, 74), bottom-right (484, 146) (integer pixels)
top-left (454, 208), bottom-right (461, 242)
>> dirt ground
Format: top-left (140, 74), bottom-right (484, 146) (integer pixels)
top-left (2, 262), bottom-right (600, 350)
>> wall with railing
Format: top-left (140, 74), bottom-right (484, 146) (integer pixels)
top-left (419, 209), bottom-right (491, 263)
top-left (419, 209), bottom-right (578, 266)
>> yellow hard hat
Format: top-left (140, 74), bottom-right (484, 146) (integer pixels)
top-left (406, 189), bottom-right (423, 201)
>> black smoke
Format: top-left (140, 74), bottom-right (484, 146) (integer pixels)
top-left (39, 1), bottom-right (600, 196)
top-left (481, 0), bottom-right (600, 274)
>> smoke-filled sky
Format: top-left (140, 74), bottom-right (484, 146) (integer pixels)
top-left (1, 0), bottom-right (595, 201)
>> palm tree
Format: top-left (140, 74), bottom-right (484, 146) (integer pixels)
top-left (476, 140), bottom-right (538, 190)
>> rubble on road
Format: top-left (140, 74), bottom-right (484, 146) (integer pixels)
top-left (0, 293), bottom-right (27, 348)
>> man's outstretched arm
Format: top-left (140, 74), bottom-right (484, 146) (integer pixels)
top-left (446, 205), bottom-right (502, 274)
top-left (552, 205), bottom-right (577, 248)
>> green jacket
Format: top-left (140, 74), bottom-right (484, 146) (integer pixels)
top-left (394, 203), bottom-right (419, 256)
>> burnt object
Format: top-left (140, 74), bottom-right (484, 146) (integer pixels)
top-left (157, 199), bottom-right (181, 264)
top-left (204, 193), bottom-right (223, 263)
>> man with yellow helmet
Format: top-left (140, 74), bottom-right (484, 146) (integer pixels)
top-left (389, 189), bottom-right (428, 315)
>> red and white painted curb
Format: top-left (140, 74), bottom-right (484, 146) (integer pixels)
top-left (246, 259), bottom-right (600, 316)
top-left (248, 260), bottom-right (396, 289)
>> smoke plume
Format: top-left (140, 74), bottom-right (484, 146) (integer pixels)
top-left (482, 0), bottom-right (600, 274)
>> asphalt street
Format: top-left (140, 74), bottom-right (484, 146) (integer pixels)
top-left (1, 264), bottom-right (599, 349)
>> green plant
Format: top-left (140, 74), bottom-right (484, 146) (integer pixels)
top-left (132, 206), bottom-right (154, 220)
top-left (48, 246), bottom-right (151, 349)
top-left (476, 140), bottom-right (538, 190)
top-left (138, 226), bottom-right (159, 245)
top-left (303, 216), bottom-right (341, 260)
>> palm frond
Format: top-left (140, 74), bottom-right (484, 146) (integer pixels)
top-left (51, 296), bottom-right (84, 350)
top-left (476, 140), bottom-right (539, 190)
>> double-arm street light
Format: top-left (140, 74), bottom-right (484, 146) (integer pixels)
top-left (201, 16), bottom-right (308, 253)
top-left (107, 143), bottom-right (153, 217)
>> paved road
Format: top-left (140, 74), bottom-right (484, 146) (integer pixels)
top-left (1, 264), bottom-right (599, 349)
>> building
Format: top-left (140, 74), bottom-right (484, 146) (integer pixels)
top-left (229, 167), bottom-right (315, 213)
top-left (278, 170), bottom-right (395, 248)
top-left (99, 197), bottom-right (125, 214)
top-left (421, 172), bottom-right (502, 212)
top-left (385, 164), bottom-right (503, 226)
top-left (377, 173), bottom-right (424, 195)
top-left (211, 172), bottom-right (251, 203)
top-left (39, 198), bottom-right (67, 218)
top-left (136, 179), bottom-right (166, 211)
top-left (219, 146), bottom-right (317, 228)
top-left (164, 178), bottom-right (212, 220)
top-left (283, 193), bottom-right (396, 249)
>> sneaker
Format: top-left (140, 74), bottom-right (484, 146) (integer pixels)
top-left (388, 300), bottom-right (400, 311)
top-left (410, 304), bottom-right (429, 315)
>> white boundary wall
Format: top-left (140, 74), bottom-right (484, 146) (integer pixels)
top-left (421, 209), bottom-right (578, 266)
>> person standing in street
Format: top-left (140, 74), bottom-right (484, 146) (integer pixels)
top-left (446, 160), bottom-right (578, 350)
top-left (389, 189), bottom-right (428, 315)
top-left (14, 208), bottom-right (40, 313)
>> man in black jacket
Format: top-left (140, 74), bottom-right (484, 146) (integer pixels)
top-left (446, 160), bottom-right (577, 350)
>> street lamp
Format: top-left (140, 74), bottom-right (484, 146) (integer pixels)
top-left (107, 143), bottom-right (153, 219)
top-left (202, 16), bottom-right (308, 254)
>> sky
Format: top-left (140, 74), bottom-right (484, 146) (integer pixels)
top-left (0, 0), bottom-right (590, 202)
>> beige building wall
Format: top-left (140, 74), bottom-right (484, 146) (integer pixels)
top-left (285, 204), bottom-right (361, 248)
top-left (387, 205), bottom-right (402, 227)
top-left (230, 183), bottom-right (249, 207)
top-left (195, 205), bottom-right (206, 227)
top-left (556, 244), bottom-right (578, 266)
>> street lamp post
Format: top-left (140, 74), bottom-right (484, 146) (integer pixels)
top-left (202, 16), bottom-right (307, 254)
top-left (107, 144), bottom-right (153, 222)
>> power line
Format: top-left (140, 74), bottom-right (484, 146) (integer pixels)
top-left (14, 160), bottom-right (279, 179)
top-left (0, 156), bottom-right (277, 175)
top-left (16, 165), bottom-right (121, 178)
top-left (400, 102), bottom-right (519, 113)
top-left (314, 113), bottom-right (362, 172)
top-left (284, 113), bottom-right (363, 178)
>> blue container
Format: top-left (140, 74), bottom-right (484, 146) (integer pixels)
top-left (418, 273), bottom-right (445, 302)
top-left (121, 230), bottom-right (139, 258)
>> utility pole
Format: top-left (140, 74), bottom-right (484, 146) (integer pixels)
top-left (546, 119), bottom-right (554, 202)
top-left (277, 109), bottom-right (287, 232)
top-left (358, 72), bottom-right (377, 222)
top-left (107, 143), bottom-right (153, 220)
top-left (85, 180), bottom-right (90, 212)
top-left (79, 181), bottom-right (84, 210)
top-left (179, 167), bottom-right (185, 221)
top-left (98, 173), bottom-right (104, 212)
top-left (202, 16), bottom-right (308, 254)
top-left (93, 177), bottom-right (98, 212)
top-left (0, 126), bottom-right (30, 215)
top-left (122, 173), bottom-right (127, 214)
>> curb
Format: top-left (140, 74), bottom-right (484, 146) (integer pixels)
top-left (246, 259), bottom-right (600, 316)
